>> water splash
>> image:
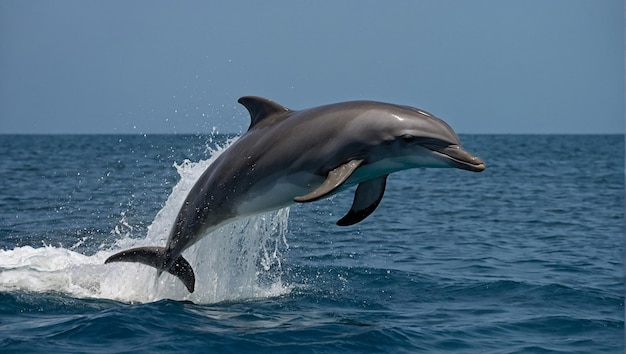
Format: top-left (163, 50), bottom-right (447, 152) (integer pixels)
top-left (0, 139), bottom-right (291, 304)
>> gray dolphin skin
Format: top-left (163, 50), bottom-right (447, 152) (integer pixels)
top-left (105, 96), bottom-right (485, 292)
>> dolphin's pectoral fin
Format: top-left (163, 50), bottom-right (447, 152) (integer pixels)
top-left (336, 175), bottom-right (388, 226)
top-left (294, 159), bottom-right (364, 203)
top-left (105, 247), bottom-right (196, 293)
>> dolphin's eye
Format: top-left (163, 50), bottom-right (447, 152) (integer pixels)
top-left (402, 135), bottom-right (416, 143)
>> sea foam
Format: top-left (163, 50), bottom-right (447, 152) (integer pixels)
top-left (0, 139), bottom-right (291, 304)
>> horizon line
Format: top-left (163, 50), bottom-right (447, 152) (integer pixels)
top-left (1, 132), bottom-right (623, 136)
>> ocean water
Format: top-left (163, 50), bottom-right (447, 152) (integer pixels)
top-left (0, 134), bottom-right (622, 353)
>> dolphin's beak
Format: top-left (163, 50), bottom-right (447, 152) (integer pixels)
top-left (423, 143), bottom-right (486, 172)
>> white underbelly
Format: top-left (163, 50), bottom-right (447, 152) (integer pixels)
top-left (235, 172), bottom-right (322, 216)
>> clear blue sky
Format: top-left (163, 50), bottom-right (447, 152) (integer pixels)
top-left (0, 0), bottom-right (623, 134)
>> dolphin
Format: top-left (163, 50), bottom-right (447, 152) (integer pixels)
top-left (105, 96), bottom-right (485, 292)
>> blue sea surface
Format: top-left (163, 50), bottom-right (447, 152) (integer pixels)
top-left (0, 134), bottom-right (623, 353)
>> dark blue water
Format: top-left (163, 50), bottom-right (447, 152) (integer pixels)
top-left (0, 134), bottom-right (623, 353)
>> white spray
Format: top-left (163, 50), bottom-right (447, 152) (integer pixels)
top-left (0, 140), bottom-right (291, 304)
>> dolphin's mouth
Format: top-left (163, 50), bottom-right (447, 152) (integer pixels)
top-left (423, 144), bottom-right (486, 172)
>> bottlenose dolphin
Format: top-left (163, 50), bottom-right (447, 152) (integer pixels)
top-left (105, 96), bottom-right (485, 292)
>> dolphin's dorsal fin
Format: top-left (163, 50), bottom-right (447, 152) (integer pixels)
top-left (294, 159), bottom-right (364, 203)
top-left (238, 96), bottom-right (291, 131)
top-left (336, 175), bottom-right (388, 226)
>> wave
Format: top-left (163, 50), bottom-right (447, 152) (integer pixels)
top-left (0, 139), bottom-right (291, 304)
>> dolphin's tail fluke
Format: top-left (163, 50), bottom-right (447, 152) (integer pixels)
top-left (105, 247), bottom-right (196, 293)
